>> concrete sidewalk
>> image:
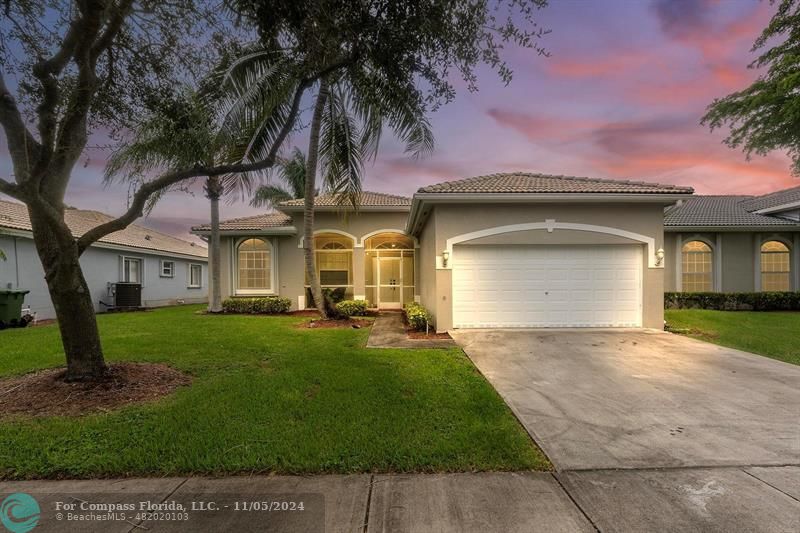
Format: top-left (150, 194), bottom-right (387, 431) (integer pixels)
top-left (2, 467), bottom-right (798, 532)
top-left (366, 312), bottom-right (455, 349)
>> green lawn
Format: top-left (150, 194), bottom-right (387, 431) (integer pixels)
top-left (0, 305), bottom-right (548, 479)
top-left (665, 309), bottom-right (800, 366)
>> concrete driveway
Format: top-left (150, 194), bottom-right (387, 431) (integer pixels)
top-left (451, 329), bottom-right (800, 471)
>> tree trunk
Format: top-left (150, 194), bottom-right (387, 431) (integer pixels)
top-left (207, 177), bottom-right (223, 313)
top-left (29, 209), bottom-right (107, 381)
top-left (304, 79), bottom-right (330, 318)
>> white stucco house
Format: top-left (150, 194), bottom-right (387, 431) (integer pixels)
top-left (192, 172), bottom-right (800, 332)
top-left (0, 199), bottom-right (208, 320)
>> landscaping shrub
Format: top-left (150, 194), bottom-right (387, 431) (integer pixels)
top-left (337, 300), bottom-right (368, 317)
top-left (404, 302), bottom-right (433, 331)
top-left (306, 287), bottom-right (347, 307)
top-left (222, 296), bottom-right (292, 314)
top-left (664, 292), bottom-right (800, 311)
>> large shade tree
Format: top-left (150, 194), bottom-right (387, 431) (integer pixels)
top-left (0, 2), bottom-right (335, 381)
top-left (702, 0), bottom-right (800, 175)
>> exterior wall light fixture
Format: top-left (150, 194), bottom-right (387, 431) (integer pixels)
top-left (442, 250), bottom-right (450, 267)
top-left (656, 248), bottom-right (665, 266)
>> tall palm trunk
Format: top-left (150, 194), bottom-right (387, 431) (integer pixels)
top-left (206, 176), bottom-right (223, 313)
top-left (303, 79), bottom-right (330, 318)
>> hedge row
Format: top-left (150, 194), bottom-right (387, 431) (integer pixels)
top-left (222, 296), bottom-right (292, 314)
top-left (665, 292), bottom-right (800, 311)
top-left (404, 302), bottom-right (433, 331)
top-left (221, 296), bottom-right (371, 317)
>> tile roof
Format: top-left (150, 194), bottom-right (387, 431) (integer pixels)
top-left (739, 185), bottom-right (800, 212)
top-left (192, 213), bottom-right (293, 232)
top-left (417, 172), bottom-right (694, 194)
top-left (664, 196), bottom-right (800, 227)
top-left (278, 191), bottom-right (411, 207)
top-left (0, 200), bottom-right (207, 258)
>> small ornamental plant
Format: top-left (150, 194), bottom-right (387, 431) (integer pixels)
top-left (336, 300), bottom-right (368, 317)
top-left (404, 302), bottom-right (433, 331)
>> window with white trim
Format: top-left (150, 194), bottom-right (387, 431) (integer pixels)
top-left (160, 260), bottom-right (175, 278)
top-left (236, 238), bottom-right (272, 293)
top-left (681, 241), bottom-right (713, 292)
top-left (304, 233), bottom-right (354, 303)
top-left (761, 241), bottom-right (791, 291)
top-left (188, 264), bottom-right (203, 288)
top-left (122, 257), bottom-right (143, 284)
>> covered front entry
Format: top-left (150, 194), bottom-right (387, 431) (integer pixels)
top-left (365, 233), bottom-right (415, 309)
top-left (452, 244), bottom-right (642, 328)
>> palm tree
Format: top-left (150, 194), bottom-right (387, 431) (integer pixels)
top-left (250, 148), bottom-right (308, 208)
top-left (219, 46), bottom-right (434, 318)
top-left (106, 90), bottom-right (259, 314)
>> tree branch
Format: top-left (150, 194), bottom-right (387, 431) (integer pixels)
top-left (40, 2), bottom-right (107, 199)
top-left (0, 73), bottom-right (41, 183)
top-left (0, 177), bottom-right (22, 199)
top-left (31, 7), bottom-right (90, 155)
top-left (90, 0), bottom-right (134, 63)
top-left (76, 79), bottom-right (310, 254)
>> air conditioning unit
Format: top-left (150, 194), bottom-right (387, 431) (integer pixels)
top-left (112, 282), bottom-right (142, 308)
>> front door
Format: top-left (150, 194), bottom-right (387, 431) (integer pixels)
top-left (378, 257), bottom-right (402, 309)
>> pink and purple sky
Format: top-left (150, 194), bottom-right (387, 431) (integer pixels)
top-left (2, 0), bottom-right (797, 241)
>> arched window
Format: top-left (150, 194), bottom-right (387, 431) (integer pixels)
top-left (682, 240), bottom-right (713, 292)
top-left (310, 233), bottom-right (354, 299)
top-left (237, 238), bottom-right (272, 292)
top-left (761, 241), bottom-right (791, 291)
top-left (364, 233), bottom-right (415, 250)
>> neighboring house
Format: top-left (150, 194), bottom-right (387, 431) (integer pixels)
top-left (0, 200), bottom-right (208, 320)
top-left (193, 173), bottom-right (694, 331)
top-left (664, 186), bottom-right (800, 293)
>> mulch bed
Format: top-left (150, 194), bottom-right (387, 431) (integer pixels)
top-left (300, 318), bottom-right (373, 329)
top-left (289, 310), bottom-right (323, 317)
top-left (0, 363), bottom-right (191, 418)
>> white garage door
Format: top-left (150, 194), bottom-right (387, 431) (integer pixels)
top-left (452, 245), bottom-right (642, 328)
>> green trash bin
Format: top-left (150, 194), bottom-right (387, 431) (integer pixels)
top-left (0, 289), bottom-right (30, 329)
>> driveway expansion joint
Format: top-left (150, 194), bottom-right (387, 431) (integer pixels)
top-left (741, 468), bottom-right (800, 504)
top-left (551, 472), bottom-right (601, 533)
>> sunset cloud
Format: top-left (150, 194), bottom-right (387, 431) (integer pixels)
top-left (1, 1), bottom-right (793, 239)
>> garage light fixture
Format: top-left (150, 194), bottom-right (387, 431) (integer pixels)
top-left (442, 250), bottom-right (450, 267)
top-left (656, 248), bottom-right (665, 266)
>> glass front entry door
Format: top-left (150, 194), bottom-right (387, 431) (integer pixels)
top-left (378, 257), bottom-right (402, 309)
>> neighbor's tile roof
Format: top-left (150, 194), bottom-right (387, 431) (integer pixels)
top-left (192, 213), bottom-right (293, 232)
top-left (664, 196), bottom-right (800, 227)
top-left (739, 185), bottom-right (800, 212)
top-left (279, 191), bottom-right (411, 207)
top-left (417, 172), bottom-right (694, 195)
top-left (0, 200), bottom-right (207, 258)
